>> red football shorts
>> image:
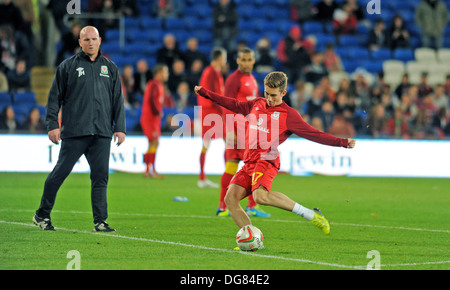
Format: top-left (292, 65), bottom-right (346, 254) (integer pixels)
top-left (230, 160), bottom-right (278, 196)
top-left (141, 118), bottom-right (161, 141)
top-left (201, 107), bottom-right (224, 140)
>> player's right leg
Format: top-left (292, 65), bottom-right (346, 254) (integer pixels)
top-left (224, 184), bottom-right (252, 228)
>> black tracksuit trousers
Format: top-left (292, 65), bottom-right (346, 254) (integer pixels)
top-left (36, 135), bottom-right (111, 224)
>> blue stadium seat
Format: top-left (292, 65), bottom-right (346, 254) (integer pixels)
top-left (362, 61), bottom-right (383, 74)
top-left (101, 42), bottom-right (122, 55)
top-left (140, 17), bottom-right (162, 30)
top-left (302, 21), bottom-right (324, 35)
top-left (348, 47), bottom-right (370, 60)
top-left (338, 35), bottom-right (360, 47)
top-left (371, 48), bottom-right (392, 61)
top-left (124, 17), bottom-right (140, 30)
top-left (393, 49), bottom-right (414, 62)
top-left (0, 92), bottom-right (12, 105)
top-left (13, 92), bottom-right (36, 105)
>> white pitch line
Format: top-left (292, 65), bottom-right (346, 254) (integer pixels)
top-left (1, 208), bottom-right (450, 234)
top-left (0, 220), bottom-right (364, 269)
top-left (1, 216), bottom-right (450, 269)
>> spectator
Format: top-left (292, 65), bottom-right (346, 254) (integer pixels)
top-left (366, 104), bottom-right (389, 137)
top-left (415, 0), bottom-right (448, 49)
top-left (183, 37), bottom-right (208, 73)
top-left (97, 0), bottom-right (118, 40)
top-left (387, 106), bottom-right (410, 139)
top-left (394, 73), bottom-right (411, 100)
top-left (47, 0), bottom-right (70, 35)
top-left (318, 75), bottom-right (336, 102)
top-left (432, 84), bottom-right (448, 109)
top-left (304, 52), bottom-right (328, 85)
top-left (0, 105), bottom-right (21, 132)
top-left (322, 43), bottom-right (343, 73)
top-left (333, 90), bottom-right (349, 115)
top-left (315, 0), bottom-right (338, 25)
top-left (432, 107), bottom-right (450, 137)
top-left (386, 15), bottom-right (410, 50)
top-left (132, 59), bottom-right (153, 96)
top-left (417, 72), bottom-right (433, 99)
top-left (328, 113), bottom-right (355, 137)
top-left (286, 80), bottom-right (309, 113)
top-left (290, 0), bottom-right (316, 25)
top-left (186, 59), bottom-right (203, 90)
top-left (168, 58), bottom-right (187, 95)
top-left (0, 70), bottom-right (8, 91)
top-left (412, 107), bottom-right (435, 138)
top-left (55, 21), bottom-right (82, 66)
top-left (276, 25), bottom-right (314, 84)
top-left (157, 33), bottom-right (185, 73)
top-left (152, 0), bottom-right (183, 19)
top-left (314, 100), bottom-right (335, 131)
top-left (399, 90), bottom-right (418, 125)
top-left (121, 64), bottom-right (139, 108)
top-left (254, 37), bottom-right (276, 74)
top-left (174, 81), bottom-right (196, 112)
top-left (305, 85), bottom-right (325, 118)
top-left (0, 24), bottom-right (31, 73)
top-left (22, 107), bottom-right (44, 133)
top-left (380, 92), bottom-right (395, 118)
top-left (0, 0), bottom-right (26, 34)
top-left (343, 0), bottom-right (366, 23)
top-left (7, 58), bottom-right (30, 92)
top-left (113, 0), bottom-right (138, 17)
top-left (368, 19), bottom-right (388, 51)
top-left (332, 4), bottom-right (357, 37)
top-left (12, 0), bottom-right (35, 46)
top-left (444, 74), bottom-right (450, 97)
top-left (212, 0), bottom-right (239, 52)
top-left (310, 116), bottom-right (324, 131)
top-left (351, 71), bottom-right (371, 110)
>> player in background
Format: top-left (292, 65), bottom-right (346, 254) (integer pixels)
top-left (141, 64), bottom-right (169, 178)
top-left (195, 72), bottom-right (355, 237)
top-left (217, 47), bottom-right (270, 218)
top-left (196, 48), bottom-right (227, 188)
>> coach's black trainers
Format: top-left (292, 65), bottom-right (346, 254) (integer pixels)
top-left (32, 214), bottom-right (55, 231)
top-left (94, 222), bottom-right (116, 232)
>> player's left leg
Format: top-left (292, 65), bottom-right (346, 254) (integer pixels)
top-left (85, 135), bottom-right (115, 231)
top-left (144, 139), bottom-right (163, 178)
top-left (252, 187), bottom-right (330, 234)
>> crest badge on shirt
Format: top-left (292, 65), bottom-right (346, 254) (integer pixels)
top-left (100, 65), bottom-right (109, 77)
top-left (271, 111), bottom-right (280, 120)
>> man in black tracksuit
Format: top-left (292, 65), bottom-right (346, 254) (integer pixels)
top-left (33, 26), bottom-right (126, 231)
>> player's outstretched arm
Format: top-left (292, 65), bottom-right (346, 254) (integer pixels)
top-left (194, 86), bottom-right (255, 116)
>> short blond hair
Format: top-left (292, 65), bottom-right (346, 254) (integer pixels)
top-left (264, 72), bottom-right (288, 92)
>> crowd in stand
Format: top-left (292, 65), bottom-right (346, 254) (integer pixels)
top-left (0, 0), bottom-right (449, 139)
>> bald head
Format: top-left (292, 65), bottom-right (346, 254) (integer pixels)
top-left (79, 26), bottom-right (101, 60)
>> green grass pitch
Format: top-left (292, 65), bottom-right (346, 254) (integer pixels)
top-left (0, 172), bottom-right (449, 270)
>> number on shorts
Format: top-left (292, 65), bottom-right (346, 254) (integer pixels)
top-left (251, 172), bottom-right (264, 185)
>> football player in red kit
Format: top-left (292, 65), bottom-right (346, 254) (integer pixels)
top-left (195, 72), bottom-right (355, 237)
top-left (196, 48), bottom-right (227, 188)
top-left (141, 64), bottom-right (169, 178)
top-left (217, 47), bottom-right (270, 218)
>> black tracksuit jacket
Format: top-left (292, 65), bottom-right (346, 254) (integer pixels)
top-left (45, 50), bottom-right (126, 139)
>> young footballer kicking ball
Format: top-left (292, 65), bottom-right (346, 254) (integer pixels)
top-left (194, 72), bottom-right (355, 235)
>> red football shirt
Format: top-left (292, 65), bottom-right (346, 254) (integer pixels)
top-left (223, 69), bottom-right (258, 142)
top-left (198, 87), bottom-right (349, 169)
top-left (197, 65), bottom-right (224, 110)
top-left (141, 79), bottom-right (164, 127)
